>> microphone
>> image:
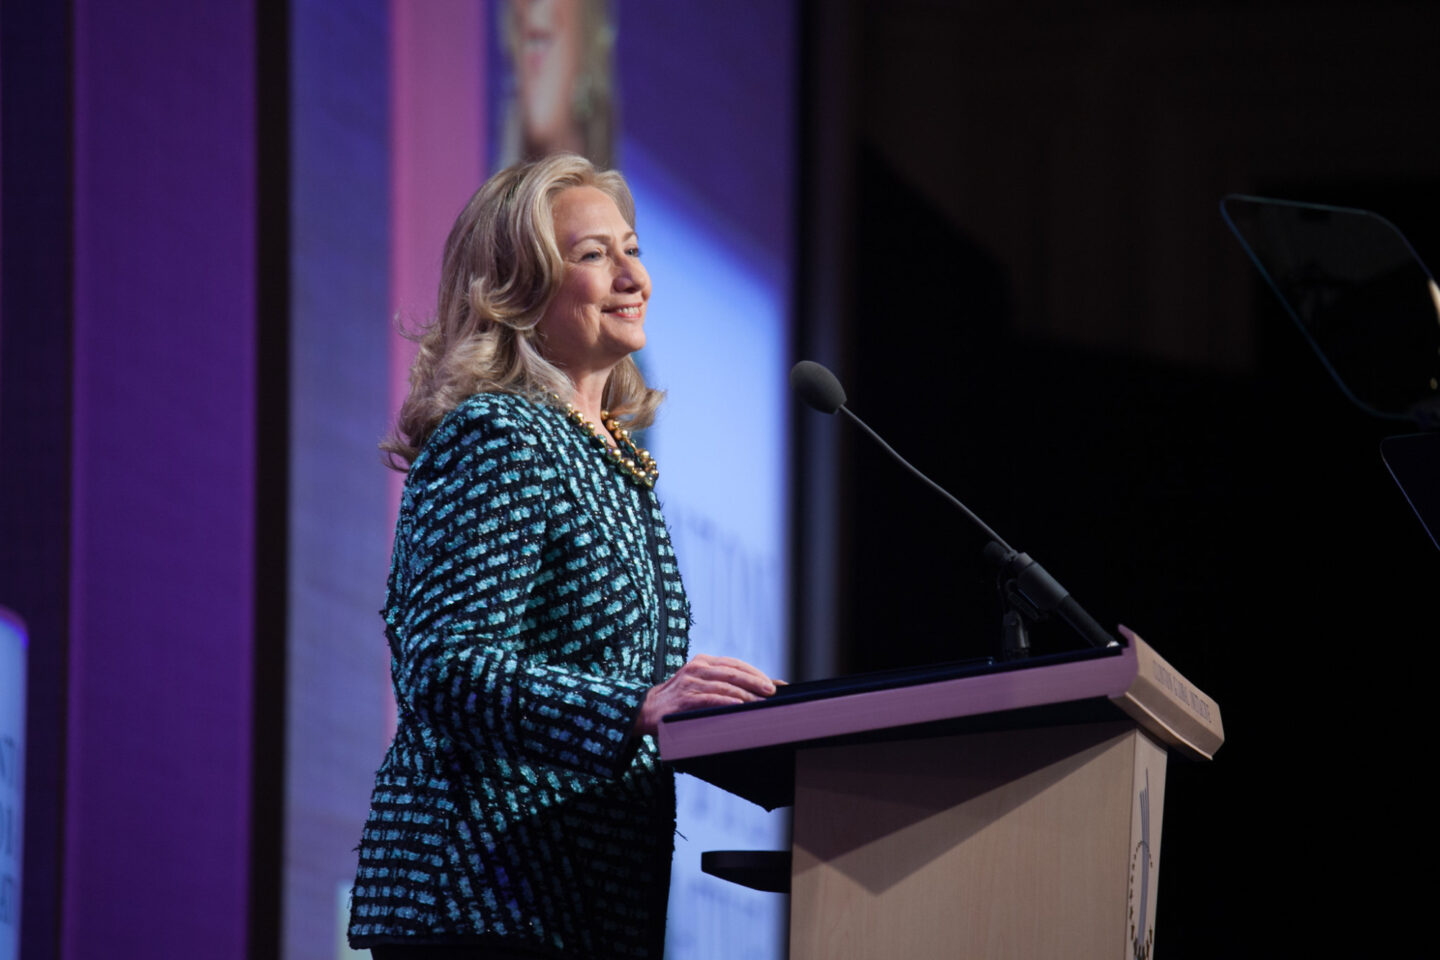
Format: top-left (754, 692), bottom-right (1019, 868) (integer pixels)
top-left (791, 360), bottom-right (1118, 655)
top-left (790, 360), bottom-right (847, 414)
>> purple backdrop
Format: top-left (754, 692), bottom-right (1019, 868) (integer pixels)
top-left (66, 0), bottom-right (257, 955)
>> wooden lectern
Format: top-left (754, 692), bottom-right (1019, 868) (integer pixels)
top-left (658, 627), bottom-right (1223, 960)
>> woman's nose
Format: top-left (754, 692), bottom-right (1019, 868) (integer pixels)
top-left (614, 256), bottom-right (647, 291)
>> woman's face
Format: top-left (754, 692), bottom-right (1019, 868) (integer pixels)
top-left (538, 185), bottom-right (650, 381)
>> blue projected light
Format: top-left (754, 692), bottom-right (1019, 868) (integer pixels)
top-left (624, 139), bottom-right (791, 960)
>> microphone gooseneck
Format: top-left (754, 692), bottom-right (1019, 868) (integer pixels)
top-left (789, 361), bottom-right (1012, 552)
top-left (790, 359), bottom-right (1117, 653)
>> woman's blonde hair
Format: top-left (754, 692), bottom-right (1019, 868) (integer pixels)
top-left (382, 153), bottom-right (662, 469)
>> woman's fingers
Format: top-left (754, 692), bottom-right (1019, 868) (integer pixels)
top-left (663, 671), bottom-right (758, 707)
top-left (680, 654), bottom-right (776, 696)
top-left (634, 654), bottom-right (780, 736)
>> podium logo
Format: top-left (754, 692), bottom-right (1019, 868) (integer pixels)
top-left (1127, 768), bottom-right (1154, 960)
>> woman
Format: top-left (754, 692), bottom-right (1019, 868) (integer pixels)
top-left (349, 154), bottom-right (778, 959)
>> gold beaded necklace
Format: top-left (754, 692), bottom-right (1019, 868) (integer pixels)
top-left (558, 398), bottom-right (659, 489)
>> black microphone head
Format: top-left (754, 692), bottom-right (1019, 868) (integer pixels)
top-left (790, 360), bottom-right (847, 414)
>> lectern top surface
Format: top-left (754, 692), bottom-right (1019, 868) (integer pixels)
top-left (658, 631), bottom-right (1221, 808)
top-left (672, 645), bottom-right (1122, 722)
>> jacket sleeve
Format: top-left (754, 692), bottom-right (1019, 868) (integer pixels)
top-left (385, 401), bottom-right (651, 781)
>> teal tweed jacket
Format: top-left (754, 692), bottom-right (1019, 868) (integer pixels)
top-left (349, 393), bottom-right (690, 958)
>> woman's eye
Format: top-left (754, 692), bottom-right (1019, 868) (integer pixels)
top-left (578, 250), bottom-right (604, 262)
top-left (627, 246), bottom-right (642, 258)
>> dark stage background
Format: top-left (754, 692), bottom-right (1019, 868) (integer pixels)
top-left (810, 2), bottom-right (1439, 956)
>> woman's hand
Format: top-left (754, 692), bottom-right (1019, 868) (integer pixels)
top-left (634, 654), bottom-right (778, 737)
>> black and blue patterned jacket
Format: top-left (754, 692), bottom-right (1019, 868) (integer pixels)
top-left (349, 392), bottom-right (690, 958)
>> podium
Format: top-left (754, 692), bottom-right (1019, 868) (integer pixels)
top-left (658, 627), bottom-right (1223, 960)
